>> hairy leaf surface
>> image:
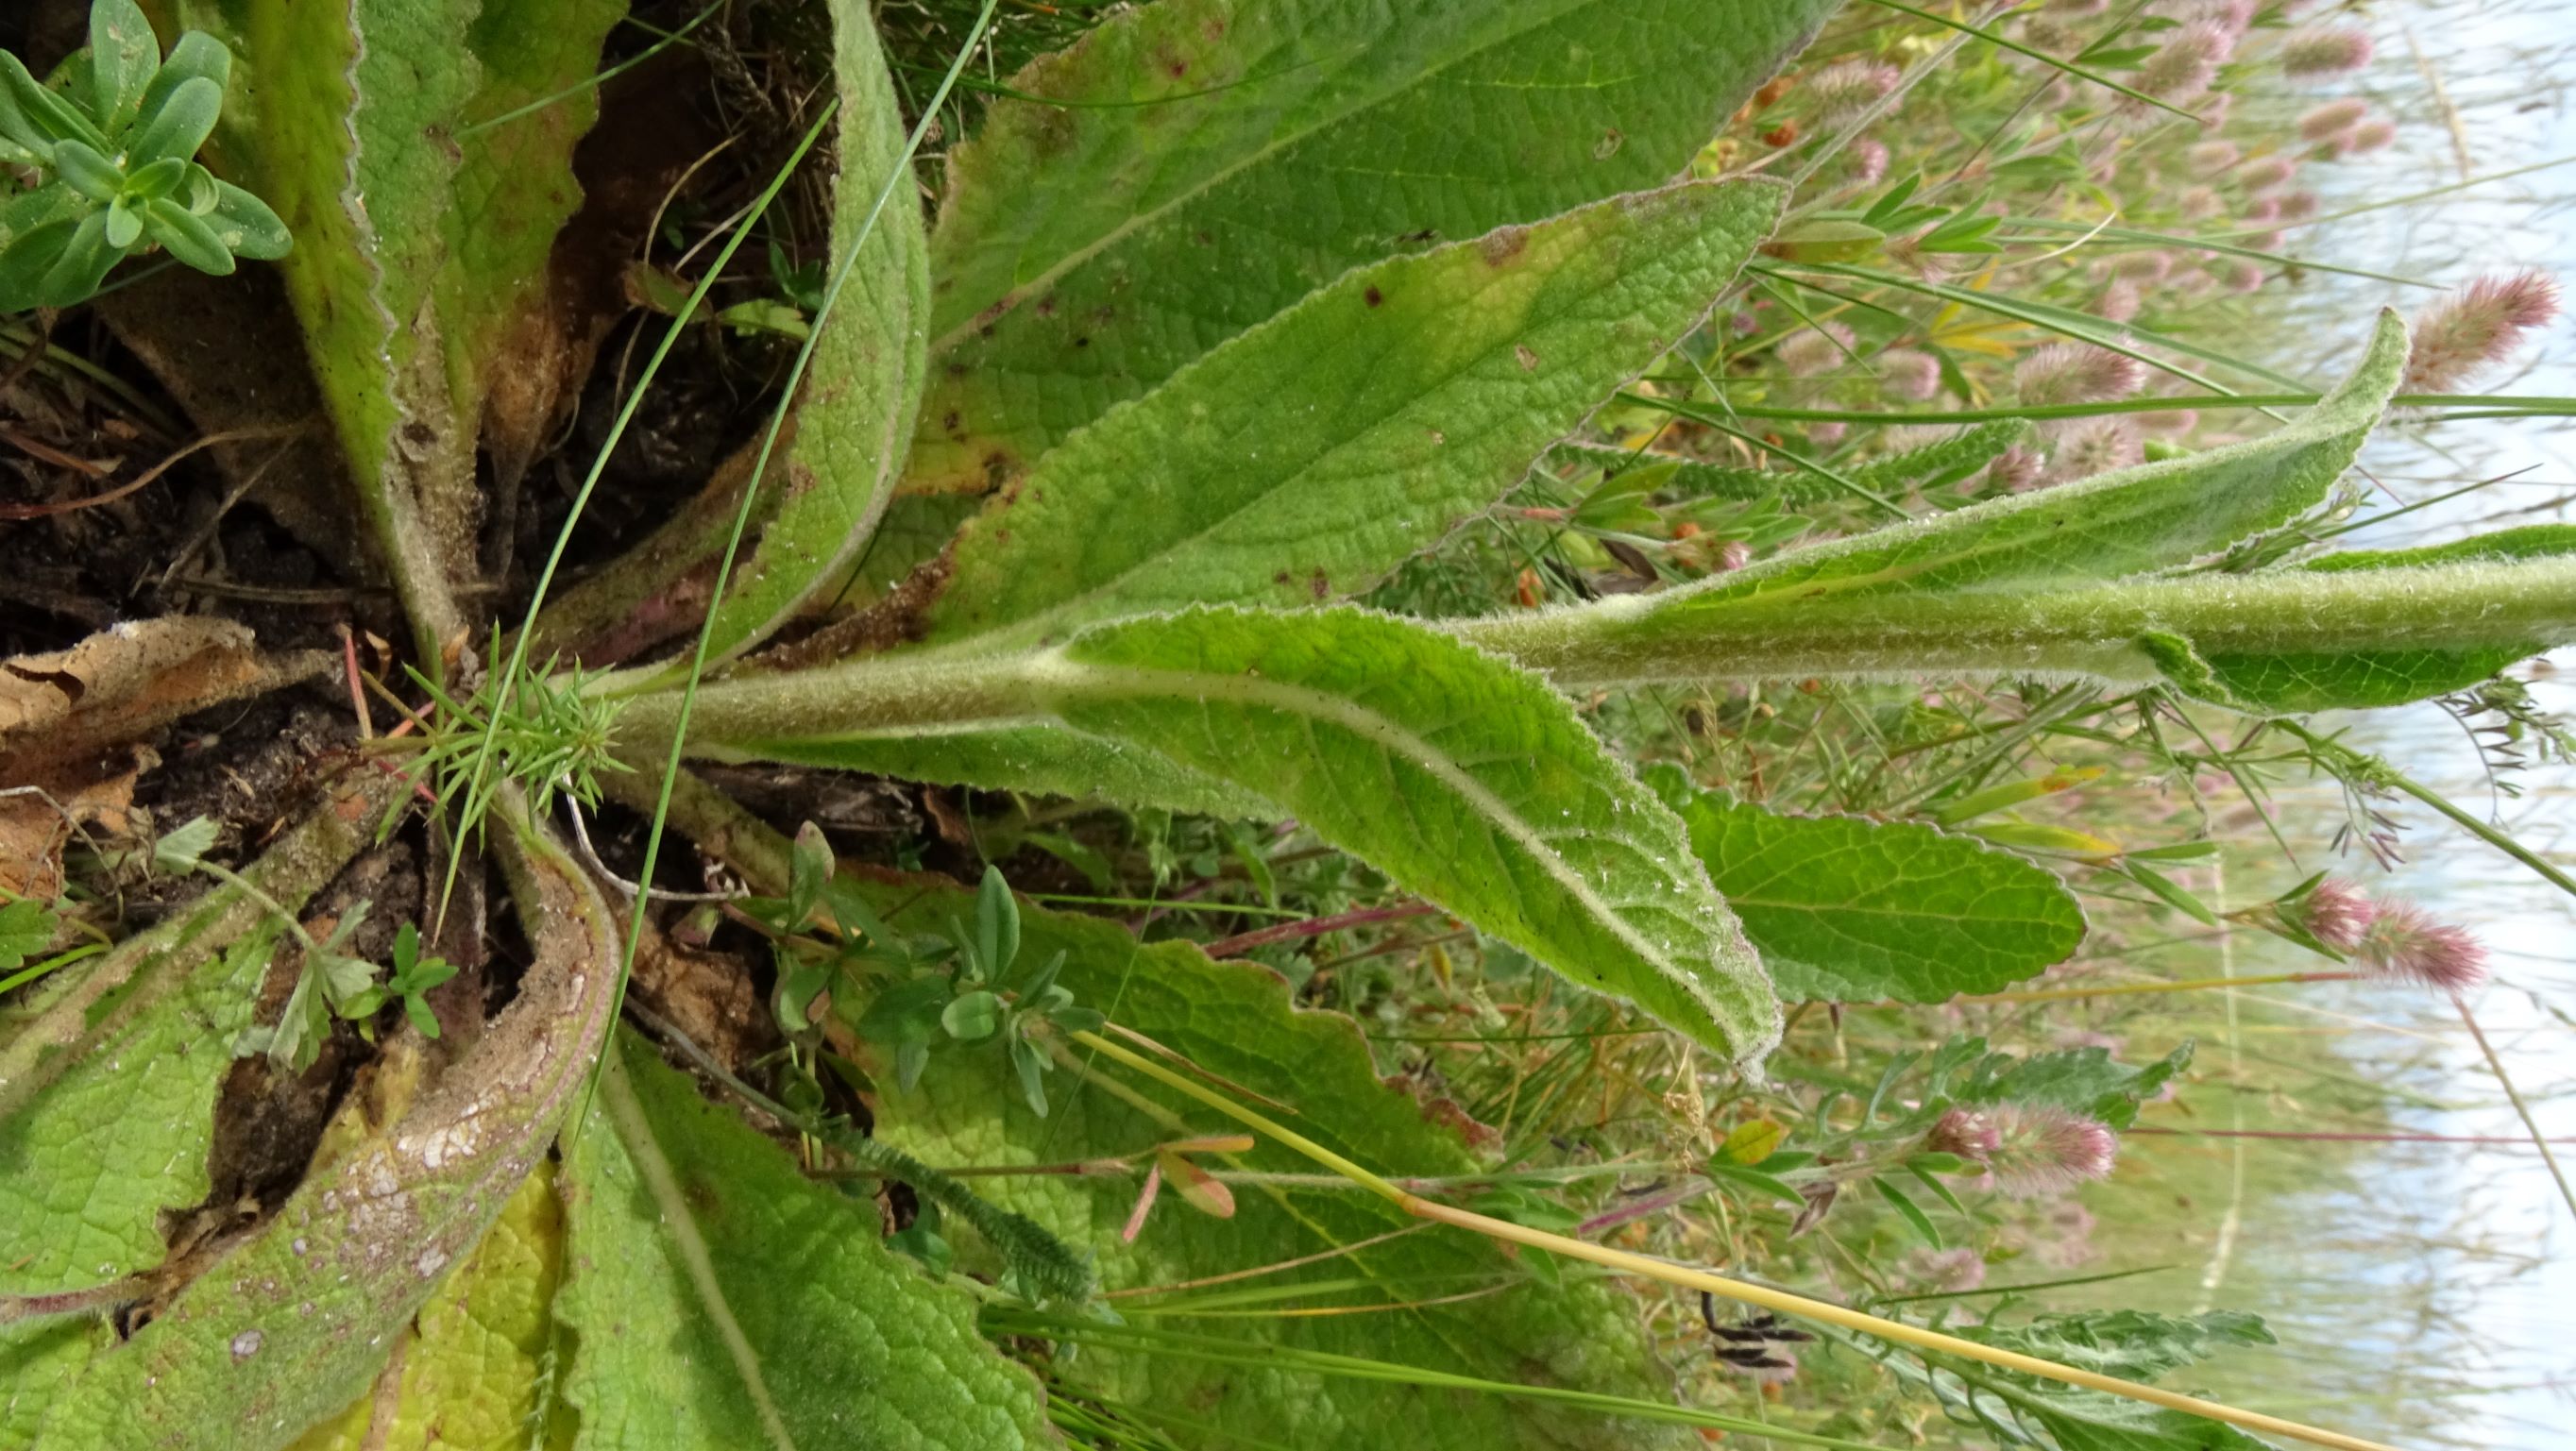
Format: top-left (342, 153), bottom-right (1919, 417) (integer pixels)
top-left (2182, 524), bottom-right (2576, 710)
top-left (175, 0), bottom-right (625, 644)
top-left (1642, 311), bottom-right (2406, 619)
top-left (285, 1163), bottom-right (568, 1451)
top-left (681, 0), bottom-right (932, 668)
top-left (910, 0), bottom-right (1841, 491)
top-left (31, 809), bottom-right (619, 1449)
top-left (1642, 767), bottom-right (2083, 1003)
top-left (924, 181), bottom-right (1782, 647)
top-left (853, 870), bottom-right (1696, 1451)
top-left (553, 1032), bottom-right (1050, 1450)
top-left (654, 607), bottom-right (1779, 1061)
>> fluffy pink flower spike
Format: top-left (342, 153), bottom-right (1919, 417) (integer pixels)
top-left (2356, 900), bottom-right (2488, 992)
top-left (2279, 25), bottom-right (2374, 78)
top-left (2402, 268), bottom-right (2563, 393)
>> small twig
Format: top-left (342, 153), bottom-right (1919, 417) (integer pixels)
top-left (336, 625), bottom-right (375, 740)
top-left (563, 798), bottom-right (741, 903)
top-left (0, 426), bottom-right (295, 520)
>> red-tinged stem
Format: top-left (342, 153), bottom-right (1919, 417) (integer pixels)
top-left (2131, 1126), bottom-right (2576, 1148)
top-left (1200, 903), bottom-right (1442, 958)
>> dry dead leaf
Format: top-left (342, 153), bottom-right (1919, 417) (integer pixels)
top-left (0, 616), bottom-right (331, 776)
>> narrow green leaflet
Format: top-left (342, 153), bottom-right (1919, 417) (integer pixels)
top-left (652, 606), bottom-right (1780, 1062)
top-left (2180, 524), bottom-right (2576, 711)
top-left (553, 1032), bottom-right (1051, 1450)
top-left (1642, 310), bottom-right (2407, 617)
top-left (854, 871), bottom-right (1697, 1451)
top-left (910, 0), bottom-right (1840, 491)
top-left (174, 0), bottom-right (623, 647)
top-left (923, 181), bottom-right (1783, 648)
top-left (680, 0), bottom-right (931, 669)
top-left (1641, 767), bottom-right (2083, 1003)
top-left (30, 809), bottom-right (619, 1449)
top-left (1945, 1310), bottom-right (2278, 1451)
top-left (285, 1163), bottom-right (568, 1451)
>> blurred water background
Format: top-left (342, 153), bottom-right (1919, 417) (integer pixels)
top-left (2060, 5), bottom-right (2576, 1444)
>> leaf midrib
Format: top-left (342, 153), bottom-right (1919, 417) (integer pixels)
top-left (1032, 650), bottom-right (1719, 1014)
top-left (929, 0), bottom-right (1623, 353)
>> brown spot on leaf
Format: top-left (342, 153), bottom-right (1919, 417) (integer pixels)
top-left (1364, 285), bottom-right (1384, 308)
top-left (1310, 569), bottom-right (1330, 600)
top-left (1514, 344), bottom-right (1540, 372)
top-left (1479, 227), bottom-right (1530, 267)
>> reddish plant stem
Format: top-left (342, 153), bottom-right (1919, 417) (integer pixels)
top-left (2131, 1126), bottom-right (2576, 1147)
top-left (1200, 903), bottom-right (1443, 958)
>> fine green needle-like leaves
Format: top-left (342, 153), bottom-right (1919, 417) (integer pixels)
top-left (553, 1032), bottom-right (1052, 1451)
top-left (922, 181), bottom-right (1783, 647)
top-left (1642, 767), bottom-right (2084, 1003)
top-left (910, 0), bottom-right (1841, 492)
top-left (852, 871), bottom-right (1699, 1451)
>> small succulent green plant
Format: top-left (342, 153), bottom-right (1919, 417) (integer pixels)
top-left (0, 0), bottom-right (289, 312)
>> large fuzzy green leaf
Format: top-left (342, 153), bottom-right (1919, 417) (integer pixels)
top-left (716, 717), bottom-right (1272, 819)
top-left (2181, 524), bottom-right (2576, 711)
top-left (921, 181), bottom-right (1782, 648)
top-left (650, 606), bottom-right (1779, 1063)
top-left (29, 810), bottom-right (619, 1451)
top-left (909, 0), bottom-right (1839, 493)
top-left (283, 1162), bottom-right (568, 1451)
top-left (678, 0), bottom-right (931, 669)
top-left (0, 923), bottom-right (272, 1299)
top-left (1645, 310), bottom-right (2408, 620)
top-left (853, 870), bottom-right (1696, 1451)
top-left (1641, 767), bottom-right (2084, 1004)
top-left (175, 0), bottom-right (624, 647)
top-left (552, 1031), bottom-right (1050, 1450)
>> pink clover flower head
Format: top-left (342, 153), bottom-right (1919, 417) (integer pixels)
top-left (2297, 98), bottom-right (2369, 142)
top-left (2342, 118), bottom-right (2397, 154)
top-left (2296, 875), bottom-right (2376, 953)
top-left (2279, 25), bottom-right (2374, 77)
top-left (2217, 257), bottom-right (2266, 294)
top-left (2279, 189), bottom-right (2321, 220)
top-left (2356, 899), bottom-right (2488, 991)
top-left (2237, 154), bottom-right (2298, 192)
top-left (1879, 347), bottom-right (1943, 401)
top-left (2111, 249), bottom-right (2175, 282)
top-left (2401, 268), bottom-right (2563, 393)
top-left (2042, 417), bottom-right (2143, 483)
top-left (2015, 340), bottom-right (2147, 405)
top-left (1778, 321), bottom-right (1857, 378)
top-left (2099, 278), bottom-right (2144, 323)
top-left (1927, 1106), bottom-right (2004, 1160)
top-left (2178, 185), bottom-right (2223, 220)
top-left (1808, 58), bottom-right (1902, 122)
top-left (1987, 445), bottom-right (2048, 496)
top-left (1805, 420), bottom-right (1847, 448)
top-left (1902, 1246), bottom-right (1989, 1293)
top-left (2139, 20), bottom-right (2235, 101)
top-left (1984, 1103), bottom-right (2120, 1198)
top-left (2185, 139), bottom-right (2241, 176)
top-left (1847, 137), bottom-right (1891, 186)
